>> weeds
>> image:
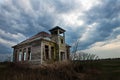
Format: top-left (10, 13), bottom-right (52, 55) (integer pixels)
top-left (0, 59), bottom-right (120, 80)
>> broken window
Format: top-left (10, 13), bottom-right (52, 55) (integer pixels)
top-left (23, 48), bottom-right (26, 61)
top-left (61, 39), bottom-right (64, 44)
top-left (51, 47), bottom-right (54, 59)
top-left (28, 47), bottom-right (31, 60)
top-left (19, 49), bottom-right (22, 61)
top-left (45, 45), bottom-right (49, 59)
top-left (14, 50), bottom-right (17, 61)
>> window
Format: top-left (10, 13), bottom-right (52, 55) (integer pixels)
top-left (51, 47), bottom-right (54, 59)
top-left (45, 45), bottom-right (49, 59)
top-left (59, 33), bottom-right (64, 36)
top-left (28, 47), bottom-right (31, 60)
top-left (19, 49), bottom-right (22, 61)
top-left (23, 48), bottom-right (26, 61)
top-left (61, 39), bottom-right (64, 44)
top-left (60, 52), bottom-right (65, 60)
top-left (14, 50), bottom-right (17, 61)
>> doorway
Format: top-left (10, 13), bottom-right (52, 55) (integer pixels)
top-left (60, 52), bottom-right (65, 60)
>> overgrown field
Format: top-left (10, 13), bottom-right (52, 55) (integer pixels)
top-left (0, 59), bottom-right (120, 80)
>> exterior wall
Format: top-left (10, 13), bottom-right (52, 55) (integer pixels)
top-left (51, 35), bottom-right (58, 43)
top-left (13, 44), bottom-right (32, 62)
top-left (31, 46), bottom-right (41, 60)
top-left (51, 32), bottom-right (67, 61)
top-left (13, 39), bottom-right (70, 63)
top-left (41, 40), bottom-right (57, 63)
top-left (31, 40), bottom-right (41, 61)
top-left (58, 35), bottom-right (67, 61)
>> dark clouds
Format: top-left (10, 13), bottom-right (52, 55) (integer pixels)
top-left (77, 0), bottom-right (120, 50)
top-left (0, 0), bottom-right (80, 54)
top-left (0, 0), bottom-right (54, 36)
top-left (0, 44), bottom-right (11, 53)
top-left (0, 0), bottom-right (120, 57)
top-left (51, 0), bottom-right (80, 13)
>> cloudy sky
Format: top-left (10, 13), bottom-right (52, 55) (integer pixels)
top-left (0, 0), bottom-right (120, 61)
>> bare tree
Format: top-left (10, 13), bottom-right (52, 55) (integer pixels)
top-left (71, 40), bottom-right (80, 60)
top-left (70, 40), bottom-right (99, 60)
top-left (71, 51), bottom-right (99, 60)
top-left (4, 54), bottom-right (13, 62)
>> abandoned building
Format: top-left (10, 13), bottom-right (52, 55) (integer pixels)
top-left (12, 26), bottom-right (71, 64)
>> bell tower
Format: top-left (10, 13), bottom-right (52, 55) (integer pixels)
top-left (49, 26), bottom-right (67, 61)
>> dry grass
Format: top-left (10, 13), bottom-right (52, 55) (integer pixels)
top-left (0, 61), bottom-right (81, 80)
top-left (1, 59), bottom-right (120, 80)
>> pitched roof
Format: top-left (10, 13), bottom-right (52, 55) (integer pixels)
top-left (49, 26), bottom-right (65, 32)
top-left (13, 31), bottom-right (50, 47)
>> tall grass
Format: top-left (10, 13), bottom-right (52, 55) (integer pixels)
top-left (0, 61), bottom-right (81, 80)
top-left (1, 59), bottom-right (120, 80)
